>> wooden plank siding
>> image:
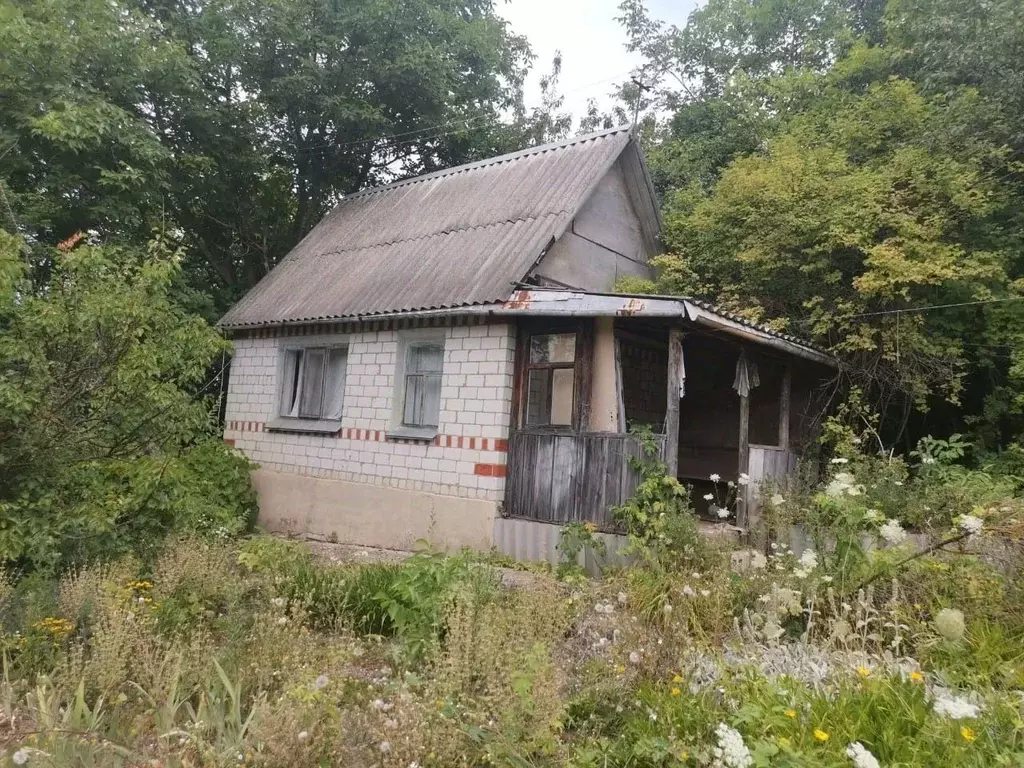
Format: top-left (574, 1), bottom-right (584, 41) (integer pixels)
top-left (505, 431), bottom-right (667, 529)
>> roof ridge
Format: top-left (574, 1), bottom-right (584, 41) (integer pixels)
top-left (340, 124), bottom-right (633, 202)
top-left (304, 212), bottom-right (565, 258)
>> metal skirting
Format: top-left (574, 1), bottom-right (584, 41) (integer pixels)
top-left (492, 517), bottom-right (630, 573)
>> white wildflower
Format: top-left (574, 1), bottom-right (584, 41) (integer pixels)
top-left (770, 493), bottom-right (785, 506)
top-left (737, 473), bottom-right (750, 486)
top-left (830, 457), bottom-right (849, 464)
top-left (710, 473), bottom-right (722, 482)
top-left (933, 693), bottom-right (981, 720)
top-left (793, 549), bottom-right (818, 578)
top-left (629, 651), bottom-right (641, 664)
top-left (921, 455), bottom-right (937, 465)
top-left (703, 493), bottom-right (715, 501)
top-left (879, 519), bottom-right (908, 546)
top-left (663, 604), bottom-right (673, 614)
top-left (617, 591), bottom-right (628, 605)
top-left (379, 741), bottom-right (392, 753)
top-left (12, 749), bottom-right (30, 766)
top-left (276, 616), bottom-right (288, 626)
top-left (958, 514), bottom-right (984, 536)
top-left (692, 572), bottom-right (701, 579)
top-left (716, 506), bottom-right (731, 519)
top-left (711, 722), bottom-right (753, 768)
top-left (409, 763), bottom-right (421, 768)
top-left (297, 731), bottom-right (309, 742)
top-left (682, 585), bottom-right (696, 597)
top-left (701, 589), bottom-right (711, 597)
top-left (846, 742), bottom-right (880, 768)
top-left (934, 608), bottom-right (966, 642)
top-left (313, 674), bottom-right (329, 690)
top-left (271, 597), bottom-right (285, 608)
top-left (864, 508), bottom-right (883, 523)
top-left (750, 552), bottom-right (767, 570)
top-left (372, 698), bottom-right (392, 711)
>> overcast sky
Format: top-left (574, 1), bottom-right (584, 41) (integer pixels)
top-left (498, 0), bottom-right (701, 126)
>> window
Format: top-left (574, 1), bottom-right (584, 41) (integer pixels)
top-left (524, 332), bottom-right (576, 427)
top-left (402, 341), bottom-right (444, 428)
top-left (280, 346), bottom-right (348, 422)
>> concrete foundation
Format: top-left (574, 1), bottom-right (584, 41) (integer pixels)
top-left (253, 468), bottom-right (498, 551)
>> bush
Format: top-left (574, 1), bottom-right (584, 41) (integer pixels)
top-left (0, 233), bottom-right (253, 573)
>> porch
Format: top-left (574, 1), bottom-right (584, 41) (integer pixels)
top-left (496, 290), bottom-right (834, 543)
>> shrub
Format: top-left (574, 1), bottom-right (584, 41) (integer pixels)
top-left (0, 233), bottom-right (254, 573)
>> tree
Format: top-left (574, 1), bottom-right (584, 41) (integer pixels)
top-left (651, 71), bottom-right (1019, 430)
top-left (0, 0), bottom-right (534, 314)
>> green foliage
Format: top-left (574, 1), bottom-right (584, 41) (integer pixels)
top-left (375, 546), bottom-right (500, 662)
top-left (0, 233), bottom-right (253, 572)
top-left (557, 522), bottom-right (608, 579)
top-left (0, 0), bottom-right (538, 316)
top-left (613, 426), bottom-right (707, 570)
top-left (619, 0), bottom-right (1024, 448)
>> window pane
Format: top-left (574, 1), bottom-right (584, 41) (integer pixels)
top-left (323, 348), bottom-right (347, 420)
top-left (525, 368), bottom-right (550, 426)
top-left (420, 373), bottom-right (441, 427)
top-left (525, 368), bottom-right (574, 426)
top-left (550, 368), bottom-right (574, 425)
top-left (404, 374), bottom-right (422, 425)
top-left (530, 333), bottom-right (576, 364)
top-left (281, 349), bottom-right (303, 417)
top-left (410, 342), bottom-right (444, 373)
top-left (299, 348), bottom-right (326, 418)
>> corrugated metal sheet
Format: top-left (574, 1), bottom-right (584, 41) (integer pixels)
top-left (220, 126), bottom-right (634, 328)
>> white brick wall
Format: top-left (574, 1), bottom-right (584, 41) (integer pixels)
top-left (224, 320), bottom-right (516, 502)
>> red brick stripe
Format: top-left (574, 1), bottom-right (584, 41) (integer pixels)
top-left (473, 463), bottom-right (507, 477)
top-left (224, 421), bottom-right (508, 452)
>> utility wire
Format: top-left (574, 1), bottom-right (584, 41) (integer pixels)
top-left (284, 67), bottom-right (639, 155)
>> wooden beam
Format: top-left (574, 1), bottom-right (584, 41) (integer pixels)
top-left (779, 365), bottom-right (792, 451)
top-left (737, 391), bottom-right (750, 528)
top-left (664, 328), bottom-right (683, 477)
top-left (614, 335), bottom-right (626, 432)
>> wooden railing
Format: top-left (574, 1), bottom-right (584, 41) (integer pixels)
top-left (504, 431), bottom-right (668, 529)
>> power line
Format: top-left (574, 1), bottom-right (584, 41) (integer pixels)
top-left (284, 67), bottom-right (639, 155)
top-left (840, 296), bottom-right (1024, 319)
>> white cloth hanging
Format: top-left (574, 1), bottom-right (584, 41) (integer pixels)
top-left (732, 349), bottom-right (760, 397)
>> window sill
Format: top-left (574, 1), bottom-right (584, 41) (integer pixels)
top-left (266, 417), bottom-right (342, 435)
top-left (386, 426), bottom-right (438, 442)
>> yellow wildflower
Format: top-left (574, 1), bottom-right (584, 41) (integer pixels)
top-left (784, 709), bottom-right (797, 719)
top-left (856, 666), bottom-right (871, 678)
top-left (672, 674), bottom-right (683, 683)
top-left (961, 727), bottom-right (977, 743)
top-left (584, 522), bottom-right (597, 533)
top-left (910, 671), bottom-right (924, 683)
top-left (777, 737), bottom-right (791, 748)
top-left (814, 729), bottom-right (830, 742)
top-left (678, 750), bottom-right (688, 761)
top-left (671, 687), bottom-right (681, 697)
top-left (615, 664), bottom-right (626, 674)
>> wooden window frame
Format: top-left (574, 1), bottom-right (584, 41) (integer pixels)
top-left (512, 319), bottom-right (593, 433)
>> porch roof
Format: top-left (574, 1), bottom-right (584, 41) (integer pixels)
top-left (486, 289), bottom-right (837, 367)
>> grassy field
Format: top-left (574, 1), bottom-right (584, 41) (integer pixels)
top-left (1, 509), bottom-right (1023, 768)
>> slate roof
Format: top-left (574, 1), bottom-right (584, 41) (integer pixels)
top-left (219, 125), bottom-right (644, 329)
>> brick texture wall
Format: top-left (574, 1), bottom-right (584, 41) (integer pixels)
top-left (224, 319), bottom-right (516, 502)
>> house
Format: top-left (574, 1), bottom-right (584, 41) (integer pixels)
top-left (220, 125), bottom-right (836, 559)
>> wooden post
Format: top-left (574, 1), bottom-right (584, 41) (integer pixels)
top-left (737, 391), bottom-right (750, 528)
top-left (779, 365), bottom-right (791, 451)
top-left (664, 328), bottom-right (683, 477)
